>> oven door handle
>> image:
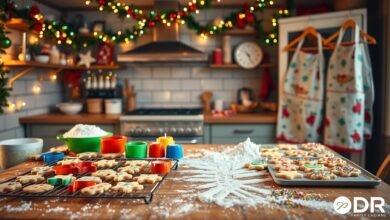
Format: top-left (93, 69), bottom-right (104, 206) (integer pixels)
top-left (174, 139), bottom-right (198, 144)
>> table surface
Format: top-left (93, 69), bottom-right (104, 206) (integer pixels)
top-left (0, 144), bottom-right (389, 219)
top-left (19, 112), bottom-right (277, 125)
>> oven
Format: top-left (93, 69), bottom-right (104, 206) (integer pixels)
top-left (120, 108), bottom-right (204, 144)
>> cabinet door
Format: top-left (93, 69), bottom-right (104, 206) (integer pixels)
top-left (210, 124), bottom-right (275, 144)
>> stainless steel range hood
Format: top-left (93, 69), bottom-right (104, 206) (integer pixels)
top-left (117, 0), bottom-right (208, 62)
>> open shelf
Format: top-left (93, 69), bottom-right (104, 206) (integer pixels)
top-left (209, 63), bottom-right (277, 69)
top-left (4, 60), bottom-right (123, 70)
top-left (222, 29), bottom-right (256, 35)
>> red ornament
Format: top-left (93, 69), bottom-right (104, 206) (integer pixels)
top-left (245, 12), bottom-right (255, 23)
top-left (170, 13), bottom-right (177, 19)
top-left (99, 0), bottom-right (106, 5)
top-left (236, 14), bottom-right (246, 29)
top-left (32, 23), bottom-right (43, 32)
top-left (189, 4), bottom-right (197, 11)
top-left (29, 5), bottom-right (40, 18)
top-left (128, 9), bottom-right (134, 16)
top-left (178, 11), bottom-right (184, 17)
top-left (96, 42), bottom-right (114, 65)
top-left (148, 21), bottom-right (155, 27)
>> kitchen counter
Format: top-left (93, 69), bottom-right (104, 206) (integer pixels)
top-left (204, 112), bottom-right (277, 124)
top-left (20, 112), bottom-right (277, 124)
top-left (0, 144), bottom-right (388, 219)
top-left (19, 113), bottom-right (120, 124)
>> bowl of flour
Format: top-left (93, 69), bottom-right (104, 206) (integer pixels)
top-left (57, 124), bottom-right (112, 153)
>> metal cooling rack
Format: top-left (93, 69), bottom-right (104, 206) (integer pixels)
top-left (0, 158), bottom-right (179, 204)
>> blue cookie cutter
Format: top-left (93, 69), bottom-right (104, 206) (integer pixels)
top-left (41, 152), bottom-right (64, 164)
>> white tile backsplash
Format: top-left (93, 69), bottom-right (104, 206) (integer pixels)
top-left (142, 80), bottom-right (162, 91)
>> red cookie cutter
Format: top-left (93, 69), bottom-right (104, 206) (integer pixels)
top-left (68, 180), bottom-right (96, 193)
top-left (75, 161), bottom-right (97, 174)
top-left (53, 164), bottom-right (78, 175)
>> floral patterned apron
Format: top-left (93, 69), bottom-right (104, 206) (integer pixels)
top-left (277, 34), bottom-right (324, 143)
top-left (324, 25), bottom-right (374, 152)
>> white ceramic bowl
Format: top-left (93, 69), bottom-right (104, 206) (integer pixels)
top-left (57, 102), bottom-right (83, 115)
top-left (34, 55), bottom-right (50, 63)
top-left (0, 138), bottom-right (43, 169)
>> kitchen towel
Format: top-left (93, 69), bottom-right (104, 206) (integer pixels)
top-left (277, 33), bottom-right (325, 143)
top-left (324, 25), bottom-right (374, 152)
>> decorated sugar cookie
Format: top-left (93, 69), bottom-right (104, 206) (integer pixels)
top-left (58, 159), bottom-right (81, 166)
top-left (117, 166), bottom-right (141, 174)
top-left (92, 169), bottom-right (117, 181)
top-left (23, 184), bottom-right (54, 193)
top-left (268, 157), bottom-right (292, 165)
top-left (16, 175), bottom-right (45, 184)
top-left (306, 170), bottom-right (337, 180)
top-left (275, 171), bottom-right (304, 180)
top-left (78, 176), bottom-right (102, 183)
top-left (308, 150), bottom-right (335, 158)
top-left (261, 151), bottom-right (283, 158)
top-left (244, 161), bottom-right (268, 171)
top-left (31, 166), bottom-right (55, 176)
top-left (318, 157), bottom-right (346, 167)
top-left (291, 156), bottom-right (319, 166)
top-left (278, 144), bottom-right (298, 150)
top-left (331, 165), bottom-right (361, 177)
top-left (93, 159), bottom-right (118, 168)
top-left (299, 163), bottom-right (327, 172)
top-left (133, 174), bottom-right (162, 184)
top-left (273, 163), bottom-right (299, 171)
top-left (300, 143), bottom-right (326, 151)
top-left (0, 182), bottom-right (22, 192)
top-left (81, 183), bottom-right (112, 195)
top-left (284, 150), bottom-right (309, 157)
top-left (259, 145), bottom-right (279, 152)
top-left (77, 152), bottom-right (99, 159)
top-left (124, 160), bottom-right (149, 167)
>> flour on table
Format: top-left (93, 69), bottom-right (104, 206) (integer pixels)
top-left (180, 138), bottom-right (273, 208)
top-left (63, 124), bottom-right (108, 138)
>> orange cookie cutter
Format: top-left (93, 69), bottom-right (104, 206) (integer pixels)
top-left (68, 180), bottom-right (96, 193)
top-left (53, 164), bottom-right (78, 175)
top-left (151, 160), bottom-right (171, 175)
top-left (75, 161), bottom-right (97, 174)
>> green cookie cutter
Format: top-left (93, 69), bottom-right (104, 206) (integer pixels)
top-left (47, 177), bottom-right (74, 186)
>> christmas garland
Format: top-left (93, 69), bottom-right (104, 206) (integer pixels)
top-left (0, 2), bottom-right (11, 113)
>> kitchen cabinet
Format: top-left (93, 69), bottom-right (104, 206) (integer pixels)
top-left (24, 124), bottom-right (118, 151)
top-left (204, 124), bottom-right (276, 144)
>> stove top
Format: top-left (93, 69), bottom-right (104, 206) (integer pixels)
top-left (126, 108), bottom-right (203, 116)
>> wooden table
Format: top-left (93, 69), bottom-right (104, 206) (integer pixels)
top-left (0, 144), bottom-right (389, 219)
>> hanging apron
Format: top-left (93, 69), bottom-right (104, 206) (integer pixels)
top-left (324, 25), bottom-right (374, 152)
top-left (277, 34), bottom-right (324, 143)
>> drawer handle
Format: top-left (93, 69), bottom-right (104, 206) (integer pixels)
top-left (233, 129), bottom-right (254, 134)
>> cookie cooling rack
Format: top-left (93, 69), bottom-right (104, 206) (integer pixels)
top-left (0, 158), bottom-right (179, 204)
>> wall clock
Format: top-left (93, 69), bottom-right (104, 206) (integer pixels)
top-left (234, 42), bottom-right (263, 69)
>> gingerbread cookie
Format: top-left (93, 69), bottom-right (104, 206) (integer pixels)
top-left (58, 159), bottom-right (81, 165)
top-left (133, 174), bottom-right (162, 184)
top-left (300, 143), bottom-right (325, 151)
top-left (268, 157), bottom-right (292, 165)
top-left (29, 154), bottom-right (42, 161)
top-left (275, 171), bottom-right (304, 180)
top-left (78, 176), bottom-right (102, 183)
top-left (93, 159), bottom-right (118, 168)
top-left (50, 145), bottom-right (68, 153)
top-left (284, 150), bottom-right (309, 157)
top-left (124, 160), bottom-right (149, 167)
top-left (244, 161), bottom-right (268, 171)
top-left (115, 172), bottom-right (133, 182)
top-left (331, 165), bottom-right (361, 177)
top-left (81, 183), bottom-right (112, 195)
top-left (278, 144), bottom-right (298, 150)
top-left (299, 163), bottom-right (327, 172)
top-left (92, 169), bottom-right (117, 181)
top-left (23, 184), bottom-right (54, 193)
top-left (117, 166), bottom-right (141, 174)
top-left (102, 153), bottom-right (123, 159)
top-left (259, 145), bottom-right (279, 152)
top-left (273, 163), bottom-right (299, 171)
top-left (318, 157), bottom-right (346, 167)
top-left (77, 152), bottom-right (99, 159)
top-left (0, 182), bottom-right (22, 192)
top-left (16, 175), bottom-right (45, 184)
top-left (31, 166), bottom-right (55, 176)
top-left (306, 170), bottom-right (337, 180)
top-left (112, 182), bottom-right (144, 193)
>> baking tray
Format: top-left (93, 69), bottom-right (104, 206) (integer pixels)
top-left (266, 148), bottom-right (381, 187)
top-left (0, 158), bottom-right (178, 204)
